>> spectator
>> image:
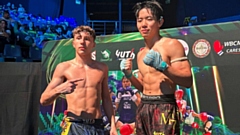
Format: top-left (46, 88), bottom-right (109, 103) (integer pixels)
top-left (54, 25), bottom-right (64, 39)
top-left (26, 21), bottom-right (35, 31)
top-left (45, 24), bottom-right (53, 33)
top-left (1, 10), bottom-right (15, 29)
top-left (5, 2), bottom-right (11, 11)
top-left (17, 4), bottom-right (26, 17)
top-left (63, 29), bottom-right (73, 38)
top-left (14, 23), bottom-right (34, 58)
top-left (115, 76), bottom-right (141, 130)
top-left (33, 30), bottom-right (47, 48)
top-left (10, 4), bottom-right (16, 13)
top-left (0, 19), bottom-right (11, 54)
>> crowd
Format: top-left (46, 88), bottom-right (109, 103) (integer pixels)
top-left (0, 2), bottom-right (77, 59)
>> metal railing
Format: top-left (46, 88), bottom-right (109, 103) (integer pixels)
top-left (87, 20), bottom-right (137, 35)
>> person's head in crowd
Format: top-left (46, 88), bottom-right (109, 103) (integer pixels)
top-left (19, 24), bottom-right (26, 32)
top-left (45, 24), bottom-right (52, 33)
top-left (10, 4), bottom-right (17, 14)
top-left (50, 20), bottom-right (57, 26)
top-left (11, 4), bottom-right (15, 10)
top-left (18, 15), bottom-right (25, 22)
top-left (55, 25), bottom-right (63, 34)
top-left (39, 24), bottom-right (46, 30)
top-left (7, 2), bottom-right (11, 7)
top-left (30, 16), bottom-right (36, 22)
top-left (36, 29), bottom-right (46, 40)
top-left (39, 34), bottom-right (45, 41)
top-left (41, 18), bottom-right (46, 23)
top-left (36, 29), bottom-right (44, 36)
top-left (121, 76), bottom-right (131, 89)
top-left (65, 29), bottom-right (73, 38)
top-left (3, 10), bottom-right (10, 19)
top-left (0, 19), bottom-right (11, 37)
top-left (46, 18), bottom-right (52, 25)
top-left (27, 21), bottom-right (35, 30)
top-left (18, 4), bottom-right (25, 15)
top-left (0, 19), bottom-right (8, 30)
top-left (60, 20), bottom-right (69, 27)
top-left (5, 3), bottom-right (11, 10)
top-left (24, 16), bottom-right (30, 21)
top-left (61, 24), bottom-right (67, 32)
top-left (37, 30), bottom-right (43, 35)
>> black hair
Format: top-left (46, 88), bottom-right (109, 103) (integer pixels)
top-left (0, 19), bottom-right (8, 29)
top-left (133, 0), bottom-right (163, 21)
top-left (3, 10), bottom-right (9, 14)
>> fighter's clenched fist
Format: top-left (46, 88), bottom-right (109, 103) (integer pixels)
top-left (120, 58), bottom-right (133, 78)
top-left (143, 49), bottom-right (168, 72)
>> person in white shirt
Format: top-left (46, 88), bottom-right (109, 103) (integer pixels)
top-left (182, 106), bottom-right (200, 135)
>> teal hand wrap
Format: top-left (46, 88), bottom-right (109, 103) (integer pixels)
top-left (120, 59), bottom-right (126, 71)
top-left (143, 49), bottom-right (168, 72)
top-left (124, 71), bottom-right (132, 79)
top-left (120, 59), bottom-right (132, 78)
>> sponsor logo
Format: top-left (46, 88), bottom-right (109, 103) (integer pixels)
top-left (192, 39), bottom-right (211, 58)
top-left (91, 51), bottom-right (96, 60)
top-left (213, 40), bottom-right (240, 56)
top-left (100, 49), bottom-right (112, 61)
top-left (178, 39), bottom-right (189, 56)
top-left (116, 49), bottom-right (135, 60)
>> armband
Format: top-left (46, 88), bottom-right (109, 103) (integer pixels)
top-left (170, 57), bottom-right (188, 63)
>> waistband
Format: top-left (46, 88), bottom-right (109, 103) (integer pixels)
top-left (141, 94), bottom-right (176, 104)
top-left (66, 111), bottom-right (103, 124)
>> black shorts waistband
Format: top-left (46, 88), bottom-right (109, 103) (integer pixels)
top-left (141, 94), bottom-right (176, 104)
top-left (66, 111), bottom-right (103, 125)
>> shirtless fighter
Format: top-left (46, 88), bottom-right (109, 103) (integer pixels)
top-left (40, 25), bottom-right (117, 135)
top-left (120, 1), bottom-right (192, 134)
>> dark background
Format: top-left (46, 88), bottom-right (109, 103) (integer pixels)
top-left (1, 0), bottom-right (240, 29)
top-left (0, 63), bottom-right (41, 135)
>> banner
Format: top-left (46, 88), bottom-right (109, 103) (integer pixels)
top-left (39, 21), bottom-right (240, 134)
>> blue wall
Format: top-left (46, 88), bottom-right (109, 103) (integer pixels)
top-left (62, 0), bottom-right (85, 25)
top-left (177, 0), bottom-right (240, 25)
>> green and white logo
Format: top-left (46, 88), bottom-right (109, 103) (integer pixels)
top-left (101, 49), bottom-right (112, 61)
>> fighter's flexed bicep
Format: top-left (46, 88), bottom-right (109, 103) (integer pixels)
top-left (162, 38), bottom-right (192, 87)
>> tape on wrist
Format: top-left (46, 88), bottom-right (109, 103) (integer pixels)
top-left (125, 72), bottom-right (132, 79)
top-left (158, 61), bottom-right (168, 72)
